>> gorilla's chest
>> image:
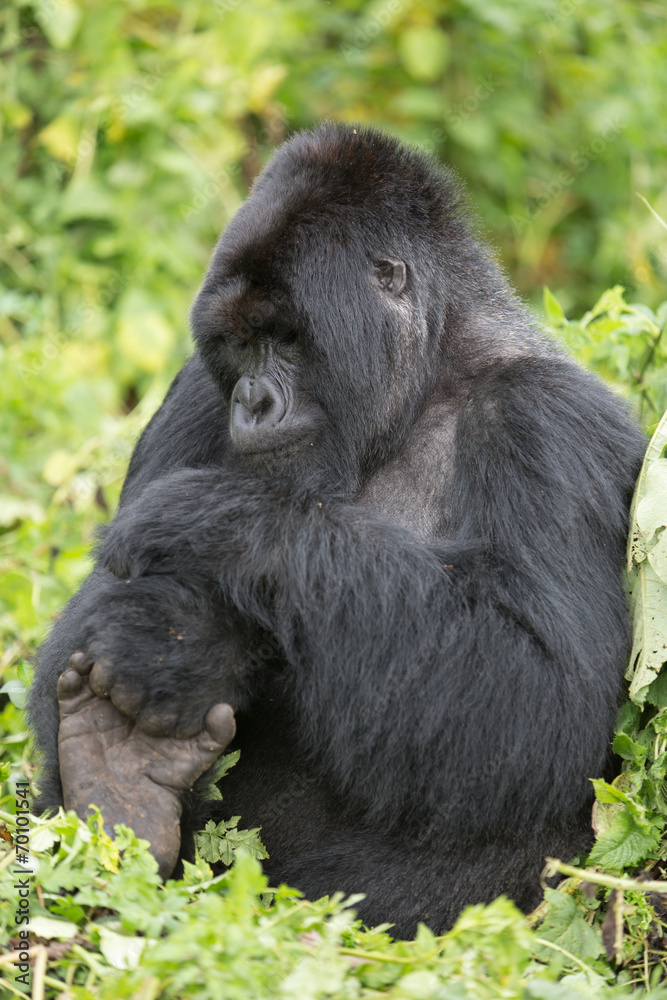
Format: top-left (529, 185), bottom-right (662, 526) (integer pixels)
top-left (357, 403), bottom-right (458, 542)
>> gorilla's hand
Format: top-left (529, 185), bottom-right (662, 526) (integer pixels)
top-left (97, 486), bottom-right (193, 582)
top-left (98, 470), bottom-right (250, 581)
top-left (98, 468), bottom-right (313, 587)
top-left (70, 573), bottom-right (255, 736)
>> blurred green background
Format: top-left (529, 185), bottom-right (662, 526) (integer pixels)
top-left (1, 0), bottom-right (666, 723)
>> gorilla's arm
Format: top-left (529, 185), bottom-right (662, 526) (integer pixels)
top-left (98, 356), bottom-right (645, 840)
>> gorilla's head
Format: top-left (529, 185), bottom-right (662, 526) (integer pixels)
top-left (190, 123), bottom-right (498, 490)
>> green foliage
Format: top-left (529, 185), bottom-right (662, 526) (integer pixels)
top-left (625, 411), bottom-right (667, 703)
top-left (544, 287), bottom-right (667, 431)
top-left (193, 749), bottom-right (269, 866)
top-left (195, 817), bottom-right (268, 867)
top-left (3, 807), bottom-right (662, 999)
top-left (572, 411), bottom-right (667, 984)
top-left (0, 0), bottom-right (665, 351)
top-left (585, 411), bottom-right (667, 887)
top-left (534, 888), bottom-right (604, 973)
top-left (198, 749), bottom-right (241, 802)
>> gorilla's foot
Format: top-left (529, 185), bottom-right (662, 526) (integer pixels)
top-left (57, 651), bottom-right (235, 879)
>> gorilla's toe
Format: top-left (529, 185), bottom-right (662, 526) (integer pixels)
top-left (202, 702), bottom-right (236, 750)
top-left (89, 655), bottom-right (116, 699)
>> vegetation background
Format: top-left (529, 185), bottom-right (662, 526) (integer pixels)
top-left (1, 1), bottom-right (667, 997)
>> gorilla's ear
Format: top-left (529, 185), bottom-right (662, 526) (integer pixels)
top-left (375, 258), bottom-right (407, 296)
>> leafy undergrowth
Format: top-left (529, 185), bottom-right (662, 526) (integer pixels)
top-left (1, 292), bottom-right (667, 998)
top-left (3, 806), bottom-right (667, 1000)
top-left (0, 807), bottom-right (661, 1000)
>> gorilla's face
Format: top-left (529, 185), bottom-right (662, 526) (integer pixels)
top-left (202, 274), bottom-right (323, 460)
top-left (190, 127), bottom-right (451, 487)
top-left (192, 246), bottom-right (420, 488)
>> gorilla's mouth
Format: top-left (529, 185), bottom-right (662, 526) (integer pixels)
top-left (238, 434), bottom-right (315, 462)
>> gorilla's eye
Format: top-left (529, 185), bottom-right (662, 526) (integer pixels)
top-left (276, 327), bottom-right (299, 346)
top-left (231, 327), bottom-right (254, 344)
top-left (375, 258), bottom-right (407, 297)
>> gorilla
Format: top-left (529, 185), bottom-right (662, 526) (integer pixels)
top-left (29, 123), bottom-right (646, 938)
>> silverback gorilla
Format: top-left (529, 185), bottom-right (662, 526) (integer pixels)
top-left (29, 123), bottom-right (646, 937)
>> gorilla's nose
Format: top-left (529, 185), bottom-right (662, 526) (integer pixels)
top-left (230, 375), bottom-right (287, 451)
top-left (233, 375), bottom-right (285, 424)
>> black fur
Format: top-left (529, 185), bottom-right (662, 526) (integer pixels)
top-left (28, 124), bottom-right (646, 937)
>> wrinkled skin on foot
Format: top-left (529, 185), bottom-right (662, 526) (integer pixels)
top-left (57, 651), bottom-right (235, 879)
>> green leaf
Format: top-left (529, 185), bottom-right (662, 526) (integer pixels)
top-left (645, 668), bottom-right (667, 709)
top-left (195, 817), bottom-right (268, 866)
top-left (615, 699), bottom-right (641, 734)
top-left (626, 559), bottom-right (667, 705)
top-left (116, 291), bottom-right (175, 374)
top-left (625, 411), bottom-right (667, 705)
top-left (37, 0), bottom-right (82, 49)
top-left (29, 915), bottom-right (78, 941)
top-left (612, 732), bottom-right (647, 765)
top-left (581, 286), bottom-right (629, 326)
top-left (590, 778), bottom-right (636, 808)
top-left (543, 287), bottom-right (565, 322)
top-left (535, 889), bottom-right (603, 969)
top-left (206, 749), bottom-right (241, 784)
top-left (16, 660), bottom-right (33, 688)
top-left (636, 466), bottom-right (667, 559)
top-left (0, 496), bottom-right (45, 526)
top-left (588, 806), bottom-right (661, 869)
top-left (98, 926), bottom-right (146, 970)
top-left (0, 680), bottom-right (28, 710)
top-left (199, 749), bottom-right (241, 802)
top-left (648, 529), bottom-right (667, 583)
top-left (221, 826), bottom-right (269, 863)
top-left (627, 410), bottom-right (667, 569)
top-left (182, 854), bottom-right (214, 884)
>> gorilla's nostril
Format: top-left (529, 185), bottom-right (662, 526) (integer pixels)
top-left (253, 396), bottom-right (274, 420)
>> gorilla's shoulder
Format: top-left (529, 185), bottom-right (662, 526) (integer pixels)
top-left (120, 353), bottom-right (230, 505)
